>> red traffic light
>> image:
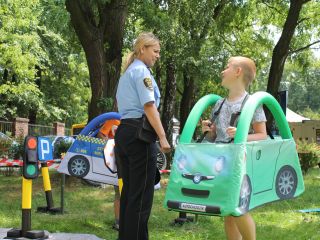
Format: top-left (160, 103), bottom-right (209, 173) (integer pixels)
top-left (27, 137), bottom-right (37, 150)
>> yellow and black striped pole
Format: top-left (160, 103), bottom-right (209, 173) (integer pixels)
top-left (6, 177), bottom-right (34, 238)
top-left (37, 162), bottom-right (62, 214)
top-left (21, 176), bottom-right (46, 238)
top-left (41, 162), bottom-right (54, 209)
top-left (118, 178), bottom-right (123, 195)
top-left (21, 177), bottom-right (32, 236)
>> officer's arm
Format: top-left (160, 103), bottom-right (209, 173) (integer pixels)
top-left (144, 103), bottom-right (171, 152)
top-left (144, 102), bottom-right (166, 140)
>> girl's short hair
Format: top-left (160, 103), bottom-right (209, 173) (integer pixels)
top-left (230, 56), bottom-right (256, 88)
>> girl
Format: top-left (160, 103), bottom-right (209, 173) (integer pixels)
top-left (202, 56), bottom-right (267, 240)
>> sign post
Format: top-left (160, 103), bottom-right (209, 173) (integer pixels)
top-left (37, 137), bottom-right (62, 214)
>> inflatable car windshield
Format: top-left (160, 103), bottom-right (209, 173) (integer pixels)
top-left (164, 92), bottom-right (304, 217)
top-left (58, 112), bottom-right (120, 186)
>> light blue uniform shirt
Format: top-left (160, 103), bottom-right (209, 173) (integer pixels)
top-left (116, 59), bottom-right (161, 119)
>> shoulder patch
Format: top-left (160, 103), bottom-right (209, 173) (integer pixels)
top-left (143, 78), bottom-right (153, 91)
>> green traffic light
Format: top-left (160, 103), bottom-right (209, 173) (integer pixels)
top-left (26, 165), bottom-right (36, 176)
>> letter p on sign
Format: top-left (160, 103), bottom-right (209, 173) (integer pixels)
top-left (38, 137), bottom-right (53, 161)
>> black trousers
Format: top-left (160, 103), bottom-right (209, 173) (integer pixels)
top-left (115, 123), bottom-right (157, 240)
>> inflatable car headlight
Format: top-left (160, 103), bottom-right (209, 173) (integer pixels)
top-left (177, 154), bottom-right (187, 171)
top-left (214, 156), bottom-right (225, 173)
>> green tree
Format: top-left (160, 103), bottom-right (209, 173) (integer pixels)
top-left (0, 0), bottom-right (47, 120)
top-left (65, 0), bottom-right (127, 120)
top-left (0, 0), bottom-right (91, 126)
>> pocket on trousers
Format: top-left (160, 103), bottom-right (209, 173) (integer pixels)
top-left (135, 115), bottom-right (157, 143)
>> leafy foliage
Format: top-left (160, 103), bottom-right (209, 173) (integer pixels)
top-left (0, 0), bottom-right (90, 126)
top-left (0, 0), bottom-right (319, 128)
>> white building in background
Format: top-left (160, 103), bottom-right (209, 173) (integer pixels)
top-left (287, 108), bottom-right (320, 144)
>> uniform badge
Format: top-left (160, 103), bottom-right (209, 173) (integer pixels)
top-left (143, 78), bottom-right (153, 91)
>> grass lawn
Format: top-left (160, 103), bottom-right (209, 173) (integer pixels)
top-left (0, 168), bottom-right (319, 240)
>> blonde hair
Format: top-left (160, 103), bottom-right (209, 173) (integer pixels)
top-left (123, 32), bottom-right (160, 71)
top-left (229, 56), bottom-right (256, 88)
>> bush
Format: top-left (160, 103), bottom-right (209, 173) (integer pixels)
top-left (8, 142), bottom-right (24, 159)
top-left (296, 140), bottom-right (320, 174)
top-left (0, 136), bottom-right (24, 159)
top-left (0, 138), bottom-right (12, 158)
top-left (53, 139), bottom-right (73, 159)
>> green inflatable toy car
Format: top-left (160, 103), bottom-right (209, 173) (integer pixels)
top-left (164, 92), bottom-right (304, 217)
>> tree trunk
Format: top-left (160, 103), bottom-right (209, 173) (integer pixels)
top-left (2, 69), bottom-right (8, 83)
top-left (162, 59), bottom-right (176, 137)
top-left (266, 0), bottom-right (307, 127)
top-left (179, 70), bottom-right (195, 131)
top-left (66, 0), bottom-right (127, 121)
top-left (104, 0), bottom-right (127, 101)
top-left (11, 74), bottom-right (16, 83)
top-left (161, 59), bottom-right (176, 168)
top-left (155, 64), bottom-right (162, 93)
top-left (155, 63), bottom-right (162, 111)
top-left (86, 42), bottom-right (108, 119)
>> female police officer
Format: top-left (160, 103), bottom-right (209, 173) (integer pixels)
top-left (115, 32), bottom-right (171, 240)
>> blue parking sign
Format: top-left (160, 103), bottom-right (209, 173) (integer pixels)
top-left (38, 137), bottom-right (53, 161)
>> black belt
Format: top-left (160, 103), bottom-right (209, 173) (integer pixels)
top-left (121, 118), bottom-right (143, 128)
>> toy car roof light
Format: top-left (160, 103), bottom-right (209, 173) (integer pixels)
top-left (79, 112), bottom-right (121, 136)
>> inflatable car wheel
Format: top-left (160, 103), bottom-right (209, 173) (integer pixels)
top-left (275, 165), bottom-right (297, 199)
top-left (68, 155), bottom-right (90, 178)
top-left (238, 174), bottom-right (252, 213)
top-left (157, 151), bottom-right (167, 170)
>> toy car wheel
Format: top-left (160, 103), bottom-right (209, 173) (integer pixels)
top-left (238, 175), bottom-right (252, 213)
top-left (275, 165), bottom-right (297, 199)
top-left (157, 150), bottom-right (167, 170)
top-left (68, 155), bottom-right (90, 178)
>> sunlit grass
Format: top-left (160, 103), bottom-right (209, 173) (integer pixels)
top-left (0, 169), bottom-right (319, 239)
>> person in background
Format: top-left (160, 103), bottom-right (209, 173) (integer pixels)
top-left (96, 120), bottom-right (120, 231)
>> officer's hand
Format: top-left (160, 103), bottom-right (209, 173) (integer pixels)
top-left (159, 137), bottom-right (171, 153)
top-left (201, 120), bottom-right (216, 133)
top-left (226, 127), bottom-right (237, 138)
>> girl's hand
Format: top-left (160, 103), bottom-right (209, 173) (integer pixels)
top-left (201, 120), bottom-right (216, 133)
top-left (226, 127), bottom-right (237, 138)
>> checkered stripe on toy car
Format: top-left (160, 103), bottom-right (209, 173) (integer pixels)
top-left (77, 135), bottom-right (107, 145)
